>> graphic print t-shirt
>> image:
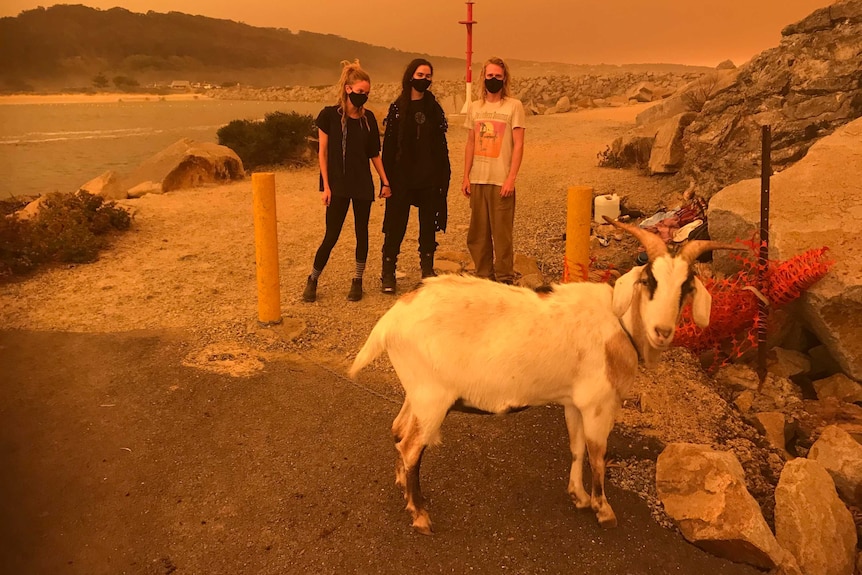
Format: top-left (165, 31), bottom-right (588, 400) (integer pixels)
top-left (464, 97), bottom-right (526, 186)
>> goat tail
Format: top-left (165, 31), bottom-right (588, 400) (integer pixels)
top-left (348, 314), bottom-right (391, 378)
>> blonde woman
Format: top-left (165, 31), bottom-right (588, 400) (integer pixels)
top-left (462, 57), bottom-right (525, 285)
top-left (303, 60), bottom-right (390, 303)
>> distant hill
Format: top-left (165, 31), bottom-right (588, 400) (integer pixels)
top-left (0, 4), bottom-right (711, 92)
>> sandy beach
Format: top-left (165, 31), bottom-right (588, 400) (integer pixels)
top-left (0, 92), bottom-right (211, 105)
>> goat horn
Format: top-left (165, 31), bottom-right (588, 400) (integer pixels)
top-left (602, 216), bottom-right (667, 262)
top-left (678, 239), bottom-right (746, 263)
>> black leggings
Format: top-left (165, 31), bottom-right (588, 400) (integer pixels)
top-left (313, 195), bottom-right (373, 271)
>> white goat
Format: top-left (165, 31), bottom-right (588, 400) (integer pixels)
top-left (349, 219), bottom-right (738, 534)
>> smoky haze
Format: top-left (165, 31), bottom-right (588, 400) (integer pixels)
top-left (0, 0), bottom-right (837, 66)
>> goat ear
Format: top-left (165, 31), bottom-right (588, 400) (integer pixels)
top-left (691, 276), bottom-right (712, 327)
top-left (613, 266), bottom-right (643, 317)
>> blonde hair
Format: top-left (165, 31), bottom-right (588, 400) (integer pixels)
top-left (336, 59), bottom-right (371, 132)
top-left (481, 56), bottom-right (511, 102)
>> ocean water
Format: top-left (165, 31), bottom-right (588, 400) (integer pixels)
top-left (0, 99), bottom-right (326, 199)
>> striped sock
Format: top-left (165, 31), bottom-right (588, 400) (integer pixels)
top-left (310, 267), bottom-right (322, 281)
top-left (355, 261), bottom-right (366, 280)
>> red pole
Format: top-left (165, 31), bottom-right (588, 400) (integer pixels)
top-left (459, 2), bottom-right (476, 83)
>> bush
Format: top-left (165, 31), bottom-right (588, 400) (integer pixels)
top-left (0, 191), bottom-right (131, 278)
top-left (217, 111), bottom-right (316, 170)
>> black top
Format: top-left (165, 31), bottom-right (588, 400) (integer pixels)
top-left (382, 92), bottom-right (451, 230)
top-left (316, 105), bottom-right (381, 201)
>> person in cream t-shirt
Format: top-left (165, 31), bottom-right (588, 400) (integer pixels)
top-left (462, 57), bottom-right (526, 284)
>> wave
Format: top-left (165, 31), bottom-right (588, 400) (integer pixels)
top-left (0, 124), bottom-right (225, 145)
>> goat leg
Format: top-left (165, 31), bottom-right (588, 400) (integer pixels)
top-left (564, 405), bottom-right (591, 509)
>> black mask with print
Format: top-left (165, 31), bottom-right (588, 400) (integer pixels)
top-left (484, 77), bottom-right (504, 94)
top-left (348, 92), bottom-right (368, 108)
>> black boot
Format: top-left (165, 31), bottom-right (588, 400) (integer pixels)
top-left (347, 278), bottom-right (363, 301)
top-left (302, 276), bottom-right (318, 302)
top-left (420, 252), bottom-right (437, 279)
top-left (381, 254), bottom-right (397, 294)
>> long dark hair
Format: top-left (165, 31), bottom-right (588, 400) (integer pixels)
top-left (395, 58), bottom-right (434, 159)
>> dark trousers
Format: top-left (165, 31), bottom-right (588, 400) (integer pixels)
top-left (382, 188), bottom-right (437, 260)
top-left (313, 195), bottom-right (372, 271)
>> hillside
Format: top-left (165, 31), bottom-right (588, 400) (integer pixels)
top-left (0, 4), bottom-right (711, 93)
top-left (0, 4), bottom-right (465, 90)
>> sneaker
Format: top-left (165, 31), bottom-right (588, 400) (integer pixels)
top-left (347, 278), bottom-right (363, 301)
top-left (381, 273), bottom-right (396, 294)
top-left (302, 276), bottom-right (318, 302)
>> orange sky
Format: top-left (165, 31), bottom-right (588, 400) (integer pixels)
top-left (1, 1), bottom-right (837, 66)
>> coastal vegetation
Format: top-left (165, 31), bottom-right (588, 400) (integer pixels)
top-left (0, 191), bottom-right (130, 278)
top-left (216, 111), bottom-right (317, 170)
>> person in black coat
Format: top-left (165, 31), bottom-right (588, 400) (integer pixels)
top-left (380, 58), bottom-right (451, 293)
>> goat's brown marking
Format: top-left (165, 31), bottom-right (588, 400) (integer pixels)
top-left (605, 331), bottom-right (638, 394)
top-left (399, 290), bottom-right (419, 305)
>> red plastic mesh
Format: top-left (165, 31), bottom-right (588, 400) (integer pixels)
top-left (673, 242), bottom-right (833, 369)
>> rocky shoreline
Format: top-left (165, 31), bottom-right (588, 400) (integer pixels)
top-left (205, 71), bottom-right (703, 115)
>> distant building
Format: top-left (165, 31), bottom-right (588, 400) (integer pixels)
top-left (170, 80), bottom-right (192, 91)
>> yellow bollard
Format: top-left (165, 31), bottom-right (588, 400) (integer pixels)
top-left (252, 172), bottom-right (282, 324)
top-left (564, 185), bottom-right (593, 282)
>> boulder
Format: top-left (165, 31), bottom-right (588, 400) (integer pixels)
top-left (809, 424), bottom-right (862, 508)
top-left (555, 95), bottom-right (571, 113)
top-left (79, 170), bottom-right (126, 200)
top-left (121, 138), bottom-right (244, 197)
top-left (648, 112), bottom-right (698, 174)
top-left (656, 443), bottom-right (790, 570)
top-left (708, 117), bottom-right (862, 380)
top-left (814, 373), bottom-right (862, 403)
top-left (682, 2), bottom-right (862, 197)
top-left (626, 82), bottom-right (656, 103)
top-left (774, 458), bottom-right (856, 575)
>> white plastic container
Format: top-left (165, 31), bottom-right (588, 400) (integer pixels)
top-left (594, 194), bottom-right (620, 223)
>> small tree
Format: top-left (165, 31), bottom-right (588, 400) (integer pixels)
top-left (112, 75), bottom-right (139, 90)
top-left (217, 111), bottom-right (316, 170)
top-left (92, 72), bottom-right (109, 89)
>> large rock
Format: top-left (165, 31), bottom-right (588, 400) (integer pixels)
top-left (656, 443), bottom-right (791, 570)
top-left (708, 117), bottom-right (862, 380)
top-left (774, 458), bottom-right (856, 575)
top-left (79, 170), bottom-right (126, 200)
top-left (648, 112), bottom-right (697, 174)
top-left (809, 424), bottom-right (862, 508)
top-left (682, 0), bottom-right (862, 197)
top-left (121, 138), bottom-right (245, 196)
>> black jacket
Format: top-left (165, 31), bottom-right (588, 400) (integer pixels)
top-left (382, 93), bottom-right (451, 232)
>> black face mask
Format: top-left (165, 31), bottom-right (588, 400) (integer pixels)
top-left (484, 77), bottom-right (504, 94)
top-left (348, 92), bottom-right (368, 108)
top-left (411, 77), bottom-right (432, 93)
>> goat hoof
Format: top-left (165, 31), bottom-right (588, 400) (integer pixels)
top-left (412, 514), bottom-right (434, 536)
top-left (569, 493), bottom-right (591, 510)
top-left (597, 512), bottom-right (618, 529)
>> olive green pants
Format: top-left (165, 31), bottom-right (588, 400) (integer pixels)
top-left (467, 183), bottom-right (515, 282)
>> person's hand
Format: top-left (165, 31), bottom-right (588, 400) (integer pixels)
top-left (462, 177), bottom-right (471, 198)
top-left (379, 184), bottom-right (392, 199)
top-left (322, 188), bottom-right (332, 207)
top-left (500, 178), bottom-right (516, 198)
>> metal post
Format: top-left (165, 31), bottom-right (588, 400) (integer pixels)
top-left (252, 172), bottom-right (282, 325)
top-left (757, 126), bottom-right (771, 384)
top-left (564, 186), bottom-right (593, 282)
top-left (459, 2), bottom-right (476, 114)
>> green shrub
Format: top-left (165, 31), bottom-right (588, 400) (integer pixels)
top-left (217, 111), bottom-right (316, 170)
top-left (0, 191), bottom-right (131, 278)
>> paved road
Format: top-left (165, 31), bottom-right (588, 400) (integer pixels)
top-left (0, 330), bottom-right (760, 575)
